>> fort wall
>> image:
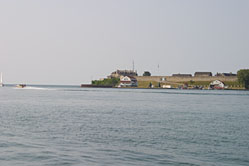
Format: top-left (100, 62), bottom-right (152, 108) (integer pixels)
top-left (135, 76), bottom-right (237, 82)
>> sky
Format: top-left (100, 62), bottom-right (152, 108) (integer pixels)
top-left (0, 0), bottom-right (249, 85)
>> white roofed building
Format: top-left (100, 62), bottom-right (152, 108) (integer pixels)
top-left (209, 80), bottom-right (225, 89)
top-left (119, 76), bottom-right (137, 87)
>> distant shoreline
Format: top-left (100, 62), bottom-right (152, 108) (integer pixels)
top-left (80, 86), bottom-right (247, 91)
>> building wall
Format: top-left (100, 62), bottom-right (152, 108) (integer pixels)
top-left (135, 76), bottom-right (237, 82)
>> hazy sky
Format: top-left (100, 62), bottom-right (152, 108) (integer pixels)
top-left (1, 0), bottom-right (249, 84)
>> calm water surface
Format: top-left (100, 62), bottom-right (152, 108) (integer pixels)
top-left (0, 86), bottom-right (249, 166)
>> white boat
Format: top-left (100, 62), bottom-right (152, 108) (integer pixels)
top-left (0, 72), bottom-right (3, 87)
top-left (16, 84), bottom-right (26, 88)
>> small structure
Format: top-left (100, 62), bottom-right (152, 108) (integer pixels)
top-left (119, 76), bottom-right (137, 87)
top-left (172, 73), bottom-right (192, 77)
top-left (109, 70), bottom-right (138, 78)
top-left (194, 72), bottom-right (212, 77)
top-left (209, 80), bottom-right (225, 89)
top-left (162, 85), bottom-right (172, 89)
top-left (160, 77), bottom-right (166, 81)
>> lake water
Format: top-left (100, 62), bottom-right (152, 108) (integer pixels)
top-left (0, 86), bottom-right (249, 166)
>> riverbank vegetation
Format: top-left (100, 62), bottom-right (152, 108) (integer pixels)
top-left (91, 78), bottom-right (120, 87)
top-left (237, 69), bottom-right (249, 89)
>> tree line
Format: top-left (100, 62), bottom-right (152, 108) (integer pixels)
top-left (237, 69), bottom-right (249, 89)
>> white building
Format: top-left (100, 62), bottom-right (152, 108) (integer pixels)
top-left (119, 76), bottom-right (137, 87)
top-left (209, 80), bottom-right (225, 89)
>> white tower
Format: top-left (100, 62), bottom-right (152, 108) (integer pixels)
top-left (0, 72), bottom-right (3, 87)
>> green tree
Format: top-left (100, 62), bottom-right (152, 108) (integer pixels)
top-left (148, 82), bottom-right (152, 88)
top-left (143, 71), bottom-right (151, 76)
top-left (91, 78), bottom-right (120, 87)
top-left (237, 69), bottom-right (249, 89)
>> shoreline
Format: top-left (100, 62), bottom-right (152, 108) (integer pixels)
top-left (79, 86), bottom-right (247, 91)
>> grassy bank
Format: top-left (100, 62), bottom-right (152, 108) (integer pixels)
top-left (137, 80), bottom-right (244, 89)
top-left (138, 81), bottom-right (181, 88)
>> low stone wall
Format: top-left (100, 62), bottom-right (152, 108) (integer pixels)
top-left (135, 76), bottom-right (237, 83)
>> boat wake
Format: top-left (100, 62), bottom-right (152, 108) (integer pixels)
top-left (13, 86), bottom-right (56, 91)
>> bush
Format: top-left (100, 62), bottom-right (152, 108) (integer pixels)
top-left (143, 71), bottom-right (151, 76)
top-left (92, 78), bottom-right (120, 87)
top-left (237, 69), bottom-right (249, 89)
